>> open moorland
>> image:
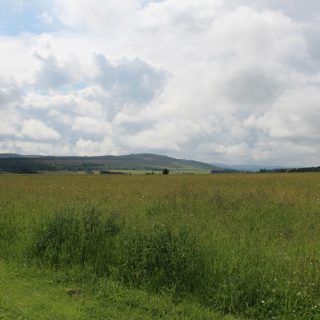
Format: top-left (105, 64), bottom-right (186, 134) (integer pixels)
top-left (1, 173), bottom-right (320, 319)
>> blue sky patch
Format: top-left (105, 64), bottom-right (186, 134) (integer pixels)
top-left (0, 0), bottom-right (60, 35)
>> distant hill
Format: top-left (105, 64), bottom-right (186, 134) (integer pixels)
top-left (0, 153), bottom-right (225, 173)
top-left (212, 162), bottom-right (285, 172)
top-left (212, 162), bottom-right (320, 173)
top-left (0, 153), bottom-right (25, 158)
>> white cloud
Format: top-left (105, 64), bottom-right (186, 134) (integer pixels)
top-left (252, 87), bottom-right (320, 141)
top-left (0, 140), bottom-right (55, 155)
top-left (72, 116), bottom-right (111, 136)
top-left (0, 109), bottom-right (21, 136)
top-left (38, 12), bottom-right (53, 25)
top-left (20, 119), bottom-right (61, 141)
top-left (55, 0), bottom-right (140, 33)
top-left (74, 137), bottom-right (121, 156)
top-left (0, 1), bottom-right (320, 166)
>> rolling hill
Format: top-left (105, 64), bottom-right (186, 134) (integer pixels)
top-left (0, 153), bottom-right (225, 173)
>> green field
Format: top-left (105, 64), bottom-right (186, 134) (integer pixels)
top-left (1, 173), bottom-right (320, 319)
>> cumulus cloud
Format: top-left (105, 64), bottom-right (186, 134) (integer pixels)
top-left (94, 54), bottom-right (166, 107)
top-left (0, 109), bottom-right (22, 137)
top-left (0, 1), bottom-right (320, 165)
top-left (20, 119), bottom-right (61, 141)
top-left (0, 77), bottom-right (22, 107)
top-left (34, 54), bottom-right (81, 90)
top-left (250, 87), bottom-right (320, 141)
top-left (226, 68), bottom-right (285, 114)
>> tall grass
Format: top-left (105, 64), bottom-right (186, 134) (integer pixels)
top-left (1, 173), bottom-right (320, 319)
top-left (30, 208), bottom-right (120, 276)
top-left (118, 224), bottom-right (205, 294)
top-left (0, 210), bottom-right (17, 257)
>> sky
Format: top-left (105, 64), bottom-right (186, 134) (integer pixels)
top-left (0, 0), bottom-right (320, 166)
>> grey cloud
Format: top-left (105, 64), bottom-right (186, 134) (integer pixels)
top-left (35, 54), bottom-right (78, 90)
top-left (0, 77), bottom-right (21, 107)
top-left (94, 54), bottom-right (166, 106)
top-left (227, 69), bottom-right (285, 112)
top-left (246, 87), bottom-right (320, 150)
top-left (114, 118), bottom-right (156, 136)
top-left (225, 0), bottom-right (320, 21)
top-left (303, 28), bottom-right (320, 75)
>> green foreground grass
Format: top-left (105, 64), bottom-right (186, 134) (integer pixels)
top-left (1, 173), bottom-right (320, 319)
top-left (0, 260), bottom-right (236, 320)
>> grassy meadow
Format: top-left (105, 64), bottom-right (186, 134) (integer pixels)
top-left (1, 173), bottom-right (320, 319)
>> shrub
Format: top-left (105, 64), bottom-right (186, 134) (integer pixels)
top-left (162, 168), bottom-right (169, 175)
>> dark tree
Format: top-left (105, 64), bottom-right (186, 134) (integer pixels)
top-left (162, 168), bottom-right (169, 175)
